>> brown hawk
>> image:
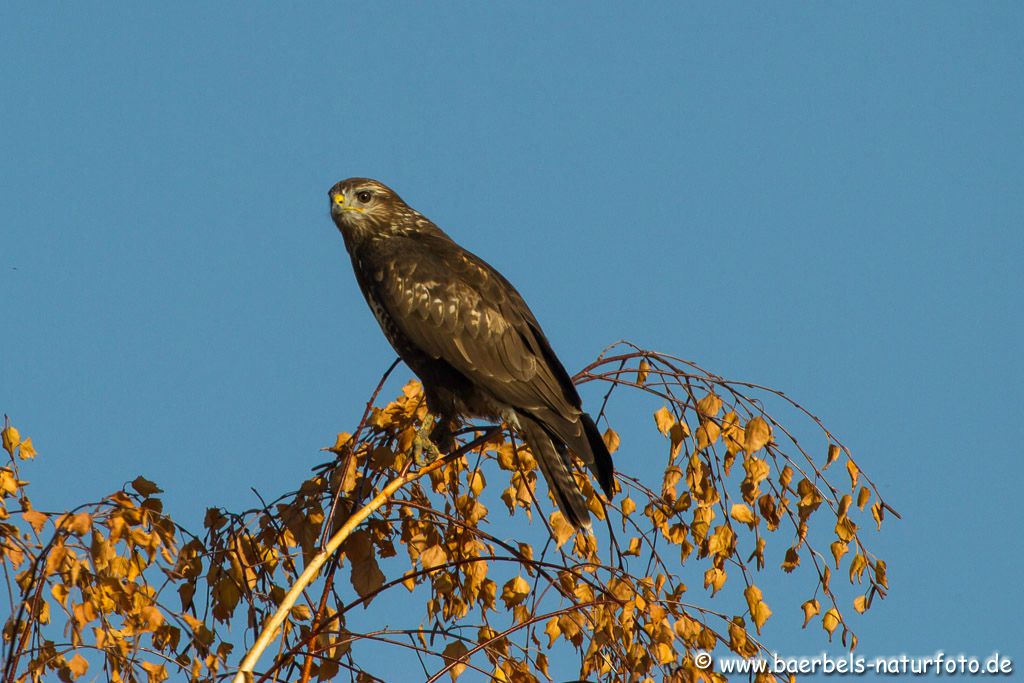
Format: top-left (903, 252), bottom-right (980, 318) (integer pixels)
top-left (328, 178), bottom-right (613, 528)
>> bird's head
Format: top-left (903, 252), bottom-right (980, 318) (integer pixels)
top-left (329, 177), bottom-right (452, 249)
top-left (328, 178), bottom-right (411, 243)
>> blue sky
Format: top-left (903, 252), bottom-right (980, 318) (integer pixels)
top-left (2, 3), bottom-right (1022, 680)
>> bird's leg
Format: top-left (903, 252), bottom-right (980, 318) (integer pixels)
top-left (413, 413), bottom-right (442, 465)
top-left (412, 413), bottom-right (458, 466)
top-left (429, 417), bottom-right (457, 454)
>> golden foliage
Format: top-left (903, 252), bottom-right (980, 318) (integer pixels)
top-left (801, 598), bottom-right (820, 628)
top-left (637, 358), bottom-right (651, 386)
top-left (1, 345), bottom-right (896, 683)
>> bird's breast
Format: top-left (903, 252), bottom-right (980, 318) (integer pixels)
top-left (364, 289), bottom-right (404, 349)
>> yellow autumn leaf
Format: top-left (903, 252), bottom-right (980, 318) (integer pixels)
top-left (838, 494), bottom-right (852, 519)
top-left (673, 614), bottom-right (701, 642)
top-left (637, 358), bottom-right (650, 385)
top-left (741, 457), bottom-right (770, 503)
top-left (344, 530), bottom-right (374, 563)
top-left (801, 598), bottom-right (820, 628)
top-left (690, 505), bottom-right (714, 542)
top-left (56, 512), bottom-right (92, 536)
top-left (857, 486), bottom-right (870, 510)
top-left (871, 502), bottom-right (884, 530)
top-left (602, 428), bottom-right (620, 455)
top-left (695, 421), bottom-right (720, 449)
top-left (822, 607), bottom-right (840, 639)
top-left (781, 547), bottom-right (800, 573)
top-left (758, 494), bottom-right (780, 531)
top-left (696, 392), bottom-right (722, 418)
top-left (706, 524), bottom-right (735, 557)
top-left (336, 456), bottom-right (358, 494)
top-left (624, 537), bottom-right (642, 556)
top-left (441, 641), bottom-right (469, 682)
top-left (67, 653), bottom-right (89, 679)
top-left (557, 612), bottom-right (582, 642)
top-left (730, 503), bottom-right (756, 527)
top-left (2, 424), bottom-right (20, 456)
top-left (751, 600), bottom-right (772, 633)
top-left (420, 544), bottom-right (447, 570)
top-left (131, 476), bottom-right (163, 496)
top-left (328, 432), bottom-right (352, 453)
top-left (779, 464), bottom-right (794, 489)
top-left (748, 535), bottom-right (766, 569)
top-left (181, 613), bottom-right (204, 632)
top-left (536, 653), bottom-right (549, 679)
top-left (0, 469), bottom-right (19, 496)
top-left (17, 437), bottom-right (36, 460)
top-left (22, 509), bottom-right (48, 533)
top-left (743, 584), bottom-right (762, 610)
top-left (572, 530), bottom-right (596, 559)
top-left (549, 511), bottom-right (575, 548)
top-left (846, 459), bottom-right (860, 488)
top-left (849, 553), bottom-right (868, 584)
top-left (212, 575), bottom-right (240, 621)
top-left (744, 416), bottom-right (771, 454)
top-left (744, 457), bottom-right (770, 485)
top-left (350, 556), bottom-right (385, 602)
top-left (50, 583), bottom-right (69, 608)
top-left (669, 422), bottom-right (688, 456)
top-left (468, 471), bottom-right (486, 496)
top-left (140, 661), bottom-right (168, 683)
top-left (727, 616), bottom-right (758, 657)
top-left (401, 379), bottom-right (422, 398)
top-left (653, 406), bottom-right (675, 435)
top-left (500, 575), bottom-right (530, 608)
top-left (825, 443), bottom-right (841, 468)
top-left (721, 410), bottom-right (743, 443)
top-left (703, 567), bottom-right (726, 595)
top-left (797, 478), bottom-right (823, 517)
top-left (544, 617), bottom-right (561, 646)
top-left (139, 605), bottom-right (164, 631)
top-left (830, 540), bottom-right (849, 567)
top-left (621, 497), bottom-right (636, 516)
top-left (853, 595), bottom-right (868, 614)
top-left (875, 559), bottom-right (889, 589)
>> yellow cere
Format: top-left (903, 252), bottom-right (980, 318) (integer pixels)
top-left (332, 193), bottom-right (365, 212)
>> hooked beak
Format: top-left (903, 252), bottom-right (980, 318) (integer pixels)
top-left (330, 191), bottom-right (346, 216)
top-left (330, 191), bottom-right (365, 218)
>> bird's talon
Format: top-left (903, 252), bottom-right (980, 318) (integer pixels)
top-left (429, 421), bottom-right (456, 454)
top-left (414, 437), bottom-right (442, 465)
top-left (414, 414), bottom-right (444, 465)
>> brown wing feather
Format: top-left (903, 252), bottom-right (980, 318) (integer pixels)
top-left (363, 233), bottom-right (613, 501)
top-left (373, 235), bottom-right (581, 420)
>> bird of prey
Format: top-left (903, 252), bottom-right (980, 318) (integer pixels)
top-left (328, 178), bottom-right (614, 528)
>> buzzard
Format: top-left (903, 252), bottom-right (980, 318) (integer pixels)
top-left (328, 178), bottom-right (613, 528)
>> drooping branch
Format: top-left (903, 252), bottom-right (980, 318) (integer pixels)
top-left (233, 427), bottom-right (501, 683)
top-left (1, 341), bottom-right (896, 683)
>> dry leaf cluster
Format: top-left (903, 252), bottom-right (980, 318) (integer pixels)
top-left (1, 342), bottom-right (895, 682)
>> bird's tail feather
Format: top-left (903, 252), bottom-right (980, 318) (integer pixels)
top-left (518, 415), bottom-right (591, 529)
top-left (580, 412), bottom-right (615, 497)
top-left (543, 411), bottom-right (616, 500)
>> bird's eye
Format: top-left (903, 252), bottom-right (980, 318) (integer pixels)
top-left (356, 191), bottom-right (373, 203)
